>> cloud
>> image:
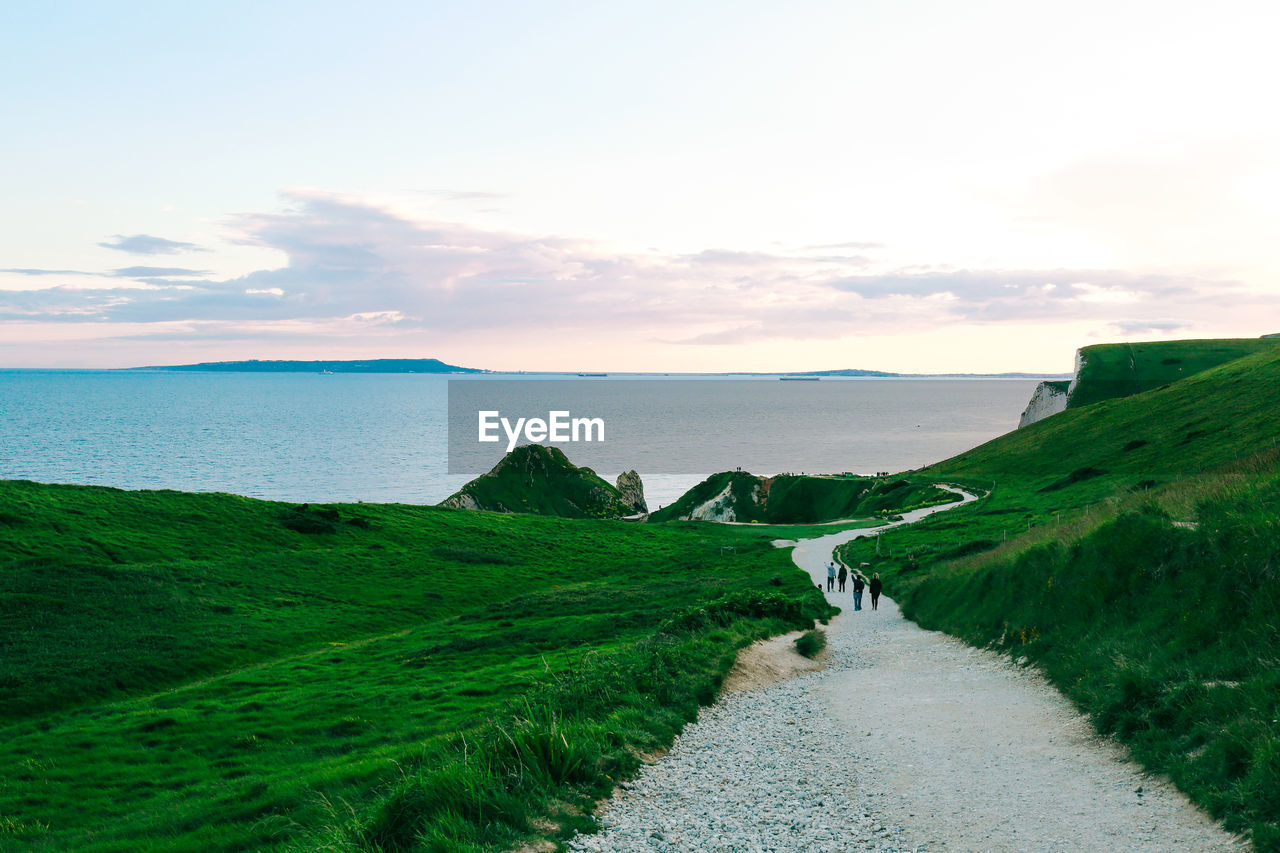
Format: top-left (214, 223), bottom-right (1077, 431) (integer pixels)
top-left (672, 325), bottom-right (768, 346)
top-left (5, 191), bottom-right (1264, 351)
top-left (2, 268), bottom-right (89, 276)
top-left (98, 234), bottom-right (206, 255)
top-left (1020, 140), bottom-right (1280, 274)
top-left (415, 189), bottom-right (508, 202)
top-left (2, 266), bottom-right (209, 283)
top-left (111, 266), bottom-right (210, 278)
top-left (1108, 320), bottom-right (1190, 335)
top-left (801, 241), bottom-right (885, 251)
top-left (821, 269), bottom-right (1230, 323)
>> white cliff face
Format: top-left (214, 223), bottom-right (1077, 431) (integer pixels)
top-left (686, 481), bottom-right (737, 521)
top-left (1064, 347), bottom-right (1087, 404)
top-left (682, 481), bottom-right (763, 521)
top-left (1018, 380), bottom-right (1070, 428)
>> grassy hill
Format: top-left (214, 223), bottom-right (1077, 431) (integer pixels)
top-left (0, 480), bottom-right (831, 851)
top-left (10, 336), bottom-right (1280, 850)
top-left (648, 472), bottom-right (958, 523)
top-left (1066, 337), bottom-right (1280, 409)
top-left (441, 444), bottom-right (635, 518)
top-left (835, 343), bottom-right (1280, 848)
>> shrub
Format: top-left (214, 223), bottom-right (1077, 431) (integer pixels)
top-left (1040, 466), bottom-right (1109, 493)
top-left (495, 705), bottom-right (602, 786)
top-left (795, 630), bottom-right (826, 659)
top-left (658, 588), bottom-right (827, 635)
top-left (279, 506), bottom-right (337, 534)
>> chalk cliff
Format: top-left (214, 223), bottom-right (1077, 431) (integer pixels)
top-left (648, 473), bottom-right (956, 524)
top-left (1018, 380), bottom-right (1071, 428)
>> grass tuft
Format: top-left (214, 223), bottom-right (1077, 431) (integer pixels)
top-left (794, 630), bottom-right (826, 659)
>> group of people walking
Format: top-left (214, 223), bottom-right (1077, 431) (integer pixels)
top-left (825, 559), bottom-right (881, 611)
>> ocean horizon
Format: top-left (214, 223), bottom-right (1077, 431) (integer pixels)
top-left (0, 371), bottom-right (1041, 508)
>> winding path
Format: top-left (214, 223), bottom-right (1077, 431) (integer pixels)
top-left (569, 489), bottom-right (1244, 852)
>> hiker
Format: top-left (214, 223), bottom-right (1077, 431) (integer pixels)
top-left (837, 563), bottom-right (848, 592)
top-left (851, 572), bottom-right (865, 610)
top-left (826, 561), bottom-right (837, 591)
top-left (869, 573), bottom-right (883, 610)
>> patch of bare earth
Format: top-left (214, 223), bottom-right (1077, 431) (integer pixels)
top-left (721, 630), bottom-right (824, 693)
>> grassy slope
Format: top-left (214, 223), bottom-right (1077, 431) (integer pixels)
top-left (935, 343), bottom-right (1280, 492)
top-left (646, 471), bottom-right (756, 522)
top-left (0, 481), bottom-right (830, 851)
top-left (648, 472), bottom-right (958, 524)
top-left (1068, 337), bottom-right (1280, 408)
top-left (442, 444), bottom-right (629, 518)
top-left (835, 345), bottom-right (1280, 848)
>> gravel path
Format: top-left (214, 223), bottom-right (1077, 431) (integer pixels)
top-left (568, 492), bottom-right (1245, 852)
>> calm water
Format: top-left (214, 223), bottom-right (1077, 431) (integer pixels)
top-left (0, 372), bottom-right (1038, 507)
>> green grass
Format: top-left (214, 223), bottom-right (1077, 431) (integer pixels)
top-left (794, 629), bottom-right (826, 659)
top-left (11, 336), bottom-right (1280, 851)
top-left (0, 479), bottom-right (831, 851)
top-left (1067, 337), bottom-right (1280, 408)
top-left (833, 344), bottom-right (1280, 850)
top-left (720, 518), bottom-right (887, 539)
top-left (441, 444), bottom-right (630, 518)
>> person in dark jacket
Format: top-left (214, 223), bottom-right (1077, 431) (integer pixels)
top-left (869, 573), bottom-right (883, 610)
top-left (837, 563), bottom-right (847, 592)
top-left (851, 573), bottom-right (865, 610)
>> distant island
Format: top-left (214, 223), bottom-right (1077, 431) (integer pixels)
top-left (122, 358), bottom-right (1071, 378)
top-left (127, 358), bottom-right (484, 374)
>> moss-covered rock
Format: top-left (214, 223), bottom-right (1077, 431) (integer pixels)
top-left (440, 444), bottom-right (635, 518)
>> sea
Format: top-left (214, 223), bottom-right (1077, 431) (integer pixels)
top-left (0, 371), bottom-right (1041, 509)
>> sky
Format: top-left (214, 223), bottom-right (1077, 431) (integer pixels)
top-left (3, 0), bottom-right (1279, 373)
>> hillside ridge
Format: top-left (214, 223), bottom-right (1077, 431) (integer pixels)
top-left (1018, 335), bottom-right (1280, 427)
top-left (440, 443), bottom-right (645, 518)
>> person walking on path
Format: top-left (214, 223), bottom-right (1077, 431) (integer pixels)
top-left (826, 562), bottom-right (837, 591)
top-left (837, 563), bottom-right (848, 592)
top-left (851, 573), bottom-right (865, 610)
top-left (869, 573), bottom-right (883, 610)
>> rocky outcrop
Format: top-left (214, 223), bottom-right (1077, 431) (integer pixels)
top-left (439, 491), bottom-right (482, 510)
top-left (1064, 347), bottom-right (1088, 404)
top-left (1018, 380), bottom-right (1071, 428)
top-left (439, 444), bottom-right (637, 519)
top-left (683, 480), bottom-right (763, 522)
top-left (688, 481), bottom-right (735, 521)
top-left (649, 472), bottom-right (952, 524)
top-left (615, 470), bottom-right (648, 514)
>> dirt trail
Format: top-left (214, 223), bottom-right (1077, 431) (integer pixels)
top-left (796, 498), bottom-right (1244, 851)
top-left (573, 489), bottom-right (1244, 851)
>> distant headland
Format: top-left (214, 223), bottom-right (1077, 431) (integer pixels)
top-left (123, 358), bottom-right (1068, 378)
top-left (127, 358), bottom-right (485, 374)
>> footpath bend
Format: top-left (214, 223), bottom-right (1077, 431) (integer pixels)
top-left (568, 489), bottom-right (1244, 852)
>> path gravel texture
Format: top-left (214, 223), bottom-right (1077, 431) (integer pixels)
top-left (568, 492), bottom-right (1245, 852)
